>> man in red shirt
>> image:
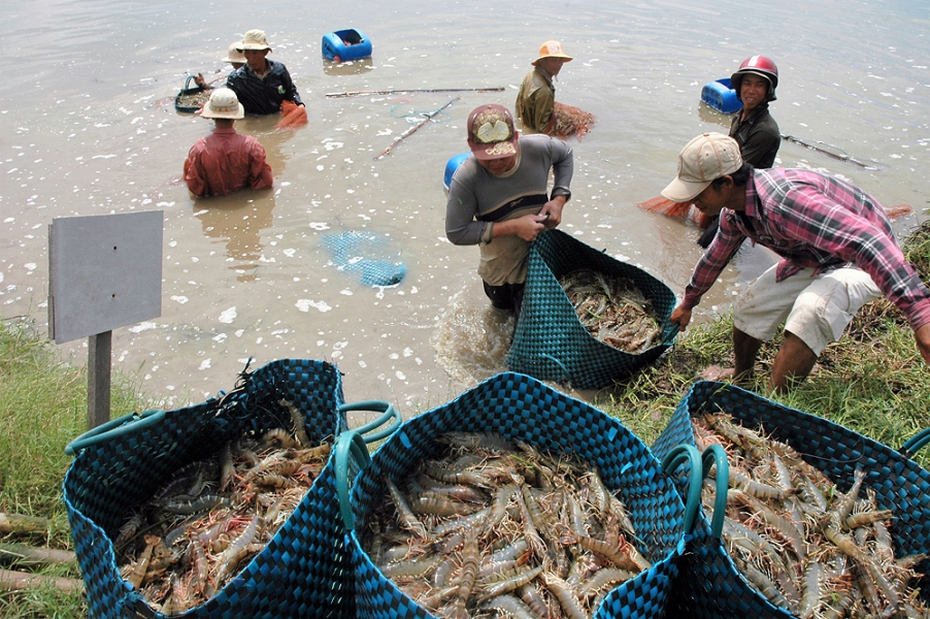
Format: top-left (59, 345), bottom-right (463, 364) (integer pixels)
top-left (183, 88), bottom-right (273, 198)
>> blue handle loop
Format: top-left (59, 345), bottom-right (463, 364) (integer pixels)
top-left (337, 400), bottom-right (402, 443)
top-left (64, 409), bottom-right (166, 456)
top-left (183, 74), bottom-right (198, 92)
top-left (700, 444), bottom-right (729, 539)
top-left (900, 428), bottom-right (930, 459)
top-left (333, 430), bottom-right (371, 531)
top-left (660, 444), bottom-right (703, 534)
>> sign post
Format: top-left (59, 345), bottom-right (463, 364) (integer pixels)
top-left (48, 211), bottom-right (163, 430)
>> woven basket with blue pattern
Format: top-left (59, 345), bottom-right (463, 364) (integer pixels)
top-left (651, 380), bottom-right (930, 618)
top-left (339, 371), bottom-right (689, 619)
top-left (63, 359), bottom-right (356, 619)
top-left (507, 229), bottom-right (678, 390)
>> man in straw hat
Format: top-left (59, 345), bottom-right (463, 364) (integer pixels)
top-left (446, 104), bottom-right (573, 322)
top-left (184, 88), bottom-right (273, 197)
top-left (226, 29), bottom-right (303, 116)
top-left (194, 41), bottom-right (246, 89)
top-left (515, 40), bottom-right (573, 134)
top-left (663, 132), bottom-right (930, 393)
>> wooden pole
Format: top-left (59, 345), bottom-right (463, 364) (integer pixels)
top-left (374, 97), bottom-right (460, 160)
top-left (780, 134), bottom-right (873, 168)
top-left (328, 87), bottom-right (503, 98)
top-left (0, 543), bottom-right (77, 568)
top-left (0, 568), bottom-right (84, 594)
top-left (87, 331), bottom-right (112, 429)
top-left (0, 513), bottom-right (51, 536)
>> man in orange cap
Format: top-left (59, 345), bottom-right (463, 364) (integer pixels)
top-left (515, 40), bottom-right (573, 134)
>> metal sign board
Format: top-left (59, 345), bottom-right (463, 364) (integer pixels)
top-left (48, 211), bottom-right (163, 344)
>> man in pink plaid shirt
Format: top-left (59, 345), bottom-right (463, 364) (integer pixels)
top-left (662, 132), bottom-right (930, 393)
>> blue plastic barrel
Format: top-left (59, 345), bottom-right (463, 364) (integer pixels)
top-left (443, 152), bottom-right (470, 190)
top-left (700, 78), bottom-right (742, 114)
top-left (322, 29), bottom-right (372, 62)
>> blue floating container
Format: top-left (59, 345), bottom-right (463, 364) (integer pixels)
top-left (701, 77), bottom-right (742, 114)
top-left (322, 29), bottom-right (372, 62)
top-left (442, 151), bottom-right (470, 190)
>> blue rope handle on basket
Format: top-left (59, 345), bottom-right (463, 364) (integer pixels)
top-left (660, 444), bottom-right (703, 534)
top-left (338, 400), bottom-right (402, 443)
top-left (899, 428), bottom-right (930, 459)
top-left (334, 430), bottom-right (371, 531)
top-left (700, 444), bottom-right (729, 539)
top-left (64, 409), bottom-right (166, 456)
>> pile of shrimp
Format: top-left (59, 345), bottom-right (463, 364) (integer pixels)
top-left (693, 413), bottom-right (929, 619)
top-left (361, 431), bottom-right (651, 619)
top-left (559, 269), bottom-right (662, 355)
top-left (547, 102), bottom-right (596, 141)
top-left (114, 399), bottom-right (330, 615)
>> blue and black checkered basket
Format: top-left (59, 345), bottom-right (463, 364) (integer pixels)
top-left (335, 371), bottom-right (691, 619)
top-left (507, 229), bottom-right (679, 390)
top-left (651, 380), bottom-right (930, 618)
top-left (62, 358), bottom-right (399, 619)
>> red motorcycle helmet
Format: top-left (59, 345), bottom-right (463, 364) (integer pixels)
top-left (731, 55), bottom-right (779, 102)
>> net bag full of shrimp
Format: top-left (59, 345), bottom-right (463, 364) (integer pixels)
top-left (652, 380), bottom-right (930, 619)
top-left (507, 229), bottom-right (679, 390)
top-left (63, 358), bottom-right (357, 619)
top-left (336, 371), bottom-right (692, 619)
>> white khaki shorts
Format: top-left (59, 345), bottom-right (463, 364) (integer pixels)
top-left (733, 265), bottom-right (881, 356)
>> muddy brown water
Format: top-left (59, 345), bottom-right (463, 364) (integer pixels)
top-left (1, 0), bottom-right (927, 418)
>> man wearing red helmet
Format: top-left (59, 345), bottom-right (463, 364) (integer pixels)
top-left (730, 56), bottom-right (780, 167)
top-left (698, 55), bottom-right (781, 248)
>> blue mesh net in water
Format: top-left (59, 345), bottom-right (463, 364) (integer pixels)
top-left (321, 230), bottom-right (407, 287)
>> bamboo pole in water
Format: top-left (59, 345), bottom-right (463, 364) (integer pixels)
top-left (374, 96), bottom-right (460, 160)
top-left (328, 87), bottom-right (503, 98)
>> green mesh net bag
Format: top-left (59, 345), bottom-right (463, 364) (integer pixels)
top-left (507, 229), bottom-right (678, 389)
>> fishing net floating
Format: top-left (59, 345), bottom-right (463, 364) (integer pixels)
top-left (321, 230), bottom-right (407, 287)
top-left (547, 102), bottom-right (596, 141)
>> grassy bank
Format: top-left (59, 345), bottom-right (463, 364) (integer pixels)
top-left (0, 317), bottom-right (151, 618)
top-left (1, 220), bottom-right (928, 617)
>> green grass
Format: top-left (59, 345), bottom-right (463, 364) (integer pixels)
top-left (1, 220), bottom-right (928, 618)
top-left (0, 317), bottom-right (152, 618)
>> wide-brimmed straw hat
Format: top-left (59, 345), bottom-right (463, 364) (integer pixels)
top-left (237, 29), bottom-right (271, 52)
top-left (532, 40), bottom-right (573, 66)
top-left (661, 133), bottom-right (742, 202)
top-left (201, 88), bottom-right (245, 120)
top-left (223, 42), bottom-right (246, 64)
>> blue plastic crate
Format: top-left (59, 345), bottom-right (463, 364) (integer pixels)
top-left (322, 29), bottom-right (372, 62)
top-left (700, 78), bottom-right (742, 114)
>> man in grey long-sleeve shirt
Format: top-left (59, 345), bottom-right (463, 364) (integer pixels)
top-left (446, 104), bottom-right (573, 318)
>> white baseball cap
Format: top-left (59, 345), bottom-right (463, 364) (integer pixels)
top-left (662, 133), bottom-right (743, 202)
